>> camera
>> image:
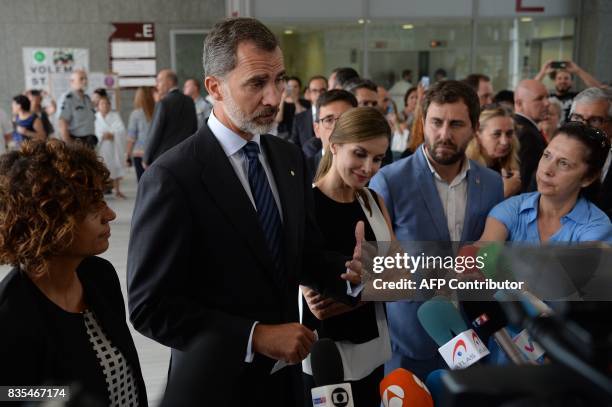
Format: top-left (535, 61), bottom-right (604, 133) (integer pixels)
top-left (550, 61), bottom-right (567, 69)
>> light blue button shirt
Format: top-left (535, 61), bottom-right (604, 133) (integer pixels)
top-left (488, 192), bottom-right (612, 243)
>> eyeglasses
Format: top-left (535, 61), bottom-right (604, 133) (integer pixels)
top-left (318, 114), bottom-right (340, 129)
top-left (359, 101), bottom-right (378, 108)
top-left (309, 88), bottom-right (326, 94)
top-left (569, 113), bottom-right (611, 129)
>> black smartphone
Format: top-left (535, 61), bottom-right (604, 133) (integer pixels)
top-left (550, 61), bottom-right (567, 69)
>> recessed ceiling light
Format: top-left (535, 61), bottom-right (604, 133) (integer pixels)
top-left (520, 17), bottom-right (533, 22)
top-left (284, 29), bottom-right (294, 35)
top-left (402, 24), bottom-right (414, 30)
top-left (358, 19), bottom-right (365, 24)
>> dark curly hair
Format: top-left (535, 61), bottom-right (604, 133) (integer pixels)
top-left (0, 139), bottom-right (111, 277)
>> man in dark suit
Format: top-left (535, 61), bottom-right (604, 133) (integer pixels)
top-left (305, 89), bottom-right (357, 182)
top-left (143, 69), bottom-right (197, 165)
top-left (127, 18), bottom-right (363, 407)
top-left (514, 79), bottom-right (550, 192)
top-left (290, 75), bottom-right (326, 154)
top-left (570, 87), bottom-right (612, 218)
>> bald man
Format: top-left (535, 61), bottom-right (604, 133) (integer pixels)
top-left (144, 69), bottom-right (197, 165)
top-left (58, 69), bottom-right (97, 148)
top-left (514, 79), bottom-right (550, 192)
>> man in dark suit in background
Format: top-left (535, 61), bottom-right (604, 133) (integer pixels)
top-left (570, 87), bottom-right (612, 218)
top-left (290, 75), bottom-right (327, 153)
top-left (514, 79), bottom-right (550, 192)
top-left (304, 89), bottom-right (357, 182)
top-left (144, 69), bottom-right (197, 166)
top-left (127, 18), bottom-right (363, 407)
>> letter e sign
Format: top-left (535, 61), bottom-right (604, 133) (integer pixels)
top-left (143, 24), bottom-right (153, 38)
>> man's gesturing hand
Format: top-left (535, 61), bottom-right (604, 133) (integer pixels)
top-left (252, 323), bottom-right (316, 364)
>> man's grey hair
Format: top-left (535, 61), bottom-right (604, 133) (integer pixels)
top-left (203, 18), bottom-right (279, 78)
top-left (570, 87), bottom-right (612, 117)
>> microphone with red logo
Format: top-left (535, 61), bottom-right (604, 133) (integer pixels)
top-left (417, 297), bottom-right (489, 369)
top-left (379, 368), bottom-right (433, 407)
top-left (310, 338), bottom-right (354, 407)
top-left (462, 299), bottom-right (528, 365)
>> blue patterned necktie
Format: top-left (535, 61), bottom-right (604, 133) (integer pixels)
top-left (242, 141), bottom-right (284, 272)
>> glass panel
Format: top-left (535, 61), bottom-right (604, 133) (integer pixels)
top-left (174, 32), bottom-right (207, 87)
top-left (268, 22), bottom-right (364, 83)
top-left (265, 16), bottom-right (575, 96)
top-left (475, 17), bottom-right (575, 91)
top-left (365, 19), bottom-right (472, 89)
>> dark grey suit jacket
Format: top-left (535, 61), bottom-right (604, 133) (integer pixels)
top-left (597, 159), bottom-right (612, 219)
top-left (144, 88), bottom-right (197, 165)
top-left (127, 124), bottom-right (354, 406)
top-left (290, 110), bottom-right (315, 150)
top-left (515, 113), bottom-right (546, 192)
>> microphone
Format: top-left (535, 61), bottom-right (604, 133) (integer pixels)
top-left (496, 291), bottom-right (612, 400)
top-left (310, 338), bottom-right (354, 407)
top-left (478, 243), bottom-right (551, 363)
top-left (417, 297), bottom-right (489, 369)
top-left (477, 242), bottom-right (521, 288)
top-left (455, 244), bottom-right (485, 276)
top-left (462, 300), bottom-right (528, 365)
top-left (491, 290), bottom-right (547, 364)
top-left (424, 369), bottom-right (447, 407)
top-left (379, 368), bottom-right (433, 407)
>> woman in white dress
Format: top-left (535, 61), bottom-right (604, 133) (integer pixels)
top-left (95, 96), bottom-right (127, 198)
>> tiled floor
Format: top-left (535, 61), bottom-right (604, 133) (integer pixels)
top-left (0, 170), bottom-right (170, 406)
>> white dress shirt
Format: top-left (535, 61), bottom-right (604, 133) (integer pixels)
top-left (422, 145), bottom-right (470, 241)
top-left (208, 111), bottom-right (283, 220)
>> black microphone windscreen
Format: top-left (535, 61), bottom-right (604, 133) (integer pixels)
top-left (462, 300), bottom-right (508, 339)
top-left (310, 338), bottom-right (344, 387)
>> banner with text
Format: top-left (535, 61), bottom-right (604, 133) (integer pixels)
top-left (23, 47), bottom-right (89, 93)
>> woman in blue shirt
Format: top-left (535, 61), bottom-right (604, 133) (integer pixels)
top-left (480, 122), bottom-right (612, 243)
top-left (11, 94), bottom-right (44, 148)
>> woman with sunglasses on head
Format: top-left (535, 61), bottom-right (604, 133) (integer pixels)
top-left (0, 140), bottom-right (147, 406)
top-left (480, 122), bottom-right (612, 243)
top-left (300, 107), bottom-right (394, 406)
top-left (466, 105), bottom-right (522, 198)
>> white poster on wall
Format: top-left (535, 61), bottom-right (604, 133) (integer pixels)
top-left (22, 47), bottom-right (89, 93)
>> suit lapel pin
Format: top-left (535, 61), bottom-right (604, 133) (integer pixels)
top-left (290, 170), bottom-right (295, 176)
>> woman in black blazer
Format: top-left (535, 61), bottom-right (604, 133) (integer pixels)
top-left (0, 139), bottom-right (147, 406)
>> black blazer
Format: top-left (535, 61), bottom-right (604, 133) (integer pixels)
top-left (302, 136), bottom-right (322, 159)
top-left (127, 124), bottom-right (353, 406)
top-left (0, 257), bottom-right (147, 406)
top-left (515, 113), bottom-right (546, 192)
top-left (290, 110), bottom-right (315, 150)
top-left (597, 163), bottom-right (612, 219)
top-left (144, 88), bottom-right (197, 165)
top-left (306, 150), bottom-right (323, 183)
